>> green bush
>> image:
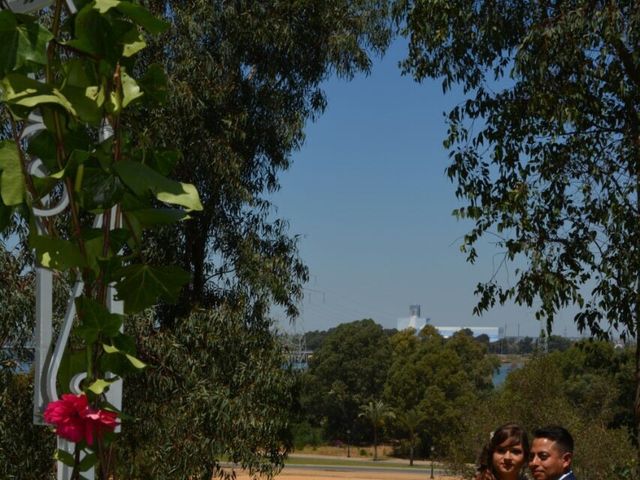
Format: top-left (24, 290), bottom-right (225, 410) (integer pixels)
top-left (291, 421), bottom-right (324, 450)
top-left (0, 369), bottom-right (55, 479)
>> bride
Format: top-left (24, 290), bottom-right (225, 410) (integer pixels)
top-left (476, 423), bottom-right (529, 480)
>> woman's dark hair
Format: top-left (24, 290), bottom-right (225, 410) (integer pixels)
top-left (475, 423), bottom-right (530, 480)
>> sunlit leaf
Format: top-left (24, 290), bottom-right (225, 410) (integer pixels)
top-left (93, 0), bottom-right (120, 13)
top-left (114, 161), bottom-right (203, 211)
top-left (121, 69), bottom-right (143, 107)
top-left (2, 74), bottom-right (76, 115)
top-left (0, 140), bottom-right (25, 206)
top-left (87, 378), bottom-right (115, 394)
top-left (30, 235), bottom-right (86, 270)
top-left (102, 342), bottom-right (146, 369)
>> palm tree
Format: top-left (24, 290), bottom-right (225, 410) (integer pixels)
top-left (396, 408), bottom-right (426, 466)
top-left (358, 400), bottom-right (395, 461)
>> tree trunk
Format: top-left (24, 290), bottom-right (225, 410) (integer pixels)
top-left (373, 426), bottom-right (378, 461)
top-left (409, 441), bottom-right (414, 467)
top-left (636, 290), bottom-right (640, 474)
top-left (635, 131), bottom-right (640, 474)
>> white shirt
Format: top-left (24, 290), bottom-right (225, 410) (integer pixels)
top-left (558, 471), bottom-right (574, 480)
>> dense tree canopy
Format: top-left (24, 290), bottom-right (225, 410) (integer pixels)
top-left (135, 0), bottom-right (392, 325)
top-left (301, 319), bottom-right (392, 441)
top-left (0, 0), bottom-right (394, 476)
top-left (455, 340), bottom-right (635, 479)
top-left (396, 0), bottom-right (640, 452)
top-left (384, 326), bottom-right (498, 456)
top-left (118, 307), bottom-right (298, 479)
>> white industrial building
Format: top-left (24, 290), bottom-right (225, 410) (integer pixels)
top-left (397, 305), bottom-right (502, 342)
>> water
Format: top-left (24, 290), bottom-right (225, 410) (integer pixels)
top-left (493, 363), bottom-right (519, 386)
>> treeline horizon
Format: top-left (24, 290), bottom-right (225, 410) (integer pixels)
top-left (289, 319), bottom-right (636, 478)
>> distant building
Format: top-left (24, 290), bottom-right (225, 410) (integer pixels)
top-left (396, 305), bottom-right (502, 342)
top-left (434, 326), bottom-right (501, 343)
top-left (396, 304), bottom-right (429, 331)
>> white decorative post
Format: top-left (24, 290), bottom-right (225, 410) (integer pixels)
top-left (6, 3), bottom-right (122, 479)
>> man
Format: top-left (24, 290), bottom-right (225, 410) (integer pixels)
top-left (529, 426), bottom-right (576, 480)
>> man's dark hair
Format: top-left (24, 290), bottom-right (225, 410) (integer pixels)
top-left (533, 426), bottom-right (574, 453)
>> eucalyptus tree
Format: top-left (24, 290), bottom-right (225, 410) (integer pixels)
top-left (0, 0), bottom-right (394, 475)
top-left (119, 1), bottom-right (394, 476)
top-left (131, 0), bottom-right (393, 324)
top-left (396, 0), bottom-right (640, 455)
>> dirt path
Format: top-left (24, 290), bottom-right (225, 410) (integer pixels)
top-left (235, 466), bottom-right (460, 480)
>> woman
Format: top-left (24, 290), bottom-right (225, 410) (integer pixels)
top-left (476, 423), bottom-right (529, 480)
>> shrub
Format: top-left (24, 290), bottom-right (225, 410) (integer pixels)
top-left (0, 369), bottom-right (55, 479)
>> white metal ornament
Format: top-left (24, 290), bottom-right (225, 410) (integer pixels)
top-left (5, 2), bottom-right (123, 478)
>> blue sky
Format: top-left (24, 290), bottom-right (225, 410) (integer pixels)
top-left (271, 40), bottom-right (582, 338)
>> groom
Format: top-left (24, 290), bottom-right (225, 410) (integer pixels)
top-left (529, 426), bottom-right (577, 480)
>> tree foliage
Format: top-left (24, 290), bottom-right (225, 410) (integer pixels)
top-left (0, 370), bottom-right (55, 479)
top-left (1, 0), bottom-right (393, 476)
top-left (301, 319), bottom-right (392, 442)
top-left (453, 341), bottom-right (635, 479)
top-left (115, 1), bottom-right (393, 474)
top-left (0, 0), bottom-right (203, 475)
top-left (358, 400), bottom-right (395, 461)
top-left (117, 306), bottom-right (298, 479)
top-left (384, 327), bottom-right (498, 457)
top-left (396, 0), bottom-right (640, 455)
top-left (132, 0), bottom-right (393, 325)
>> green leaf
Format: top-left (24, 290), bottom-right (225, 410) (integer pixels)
top-left (126, 208), bottom-right (189, 227)
top-left (78, 167), bottom-right (124, 211)
top-left (113, 264), bottom-right (190, 312)
top-left (60, 85), bottom-right (102, 124)
top-left (138, 63), bottom-right (167, 104)
top-left (2, 74), bottom-right (76, 115)
top-left (58, 349), bottom-right (86, 395)
top-left (0, 140), bottom-right (25, 206)
top-left (30, 235), bottom-right (86, 270)
top-left (120, 69), bottom-right (143, 107)
top-left (121, 26), bottom-right (146, 57)
top-left (78, 453), bottom-right (97, 472)
top-left (114, 161), bottom-right (203, 211)
top-left (115, 2), bottom-right (169, 35)
top-left (63, 59), bottom-right (98, 88)
top-left (26, 130), bottom-right (57, 171)
top-left (66, 5), bottom-right (119, 61)
top-left (102, 342), bottom-right (146, 369)
top-left (93, 0), bottom-right (120, 13)
top-left (87, 378), bottom-right (115, 394)
top-left (0, 11), bottom-right (53, 76)
top-left (54, 449), bottom-right (75, 466)
top-left (76, 296), bottom-right (123, 343)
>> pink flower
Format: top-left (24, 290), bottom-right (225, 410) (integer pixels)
top-left (44, 394), bottom-right (118, 446)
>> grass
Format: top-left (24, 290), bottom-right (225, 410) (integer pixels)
top-left (294, 444), bottom-right (394, 458)
top-left (285, 456), bottom-right (425, 470)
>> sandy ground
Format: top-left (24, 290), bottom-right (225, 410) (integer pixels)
top-left (235, 466), bottom-right (460, 480)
